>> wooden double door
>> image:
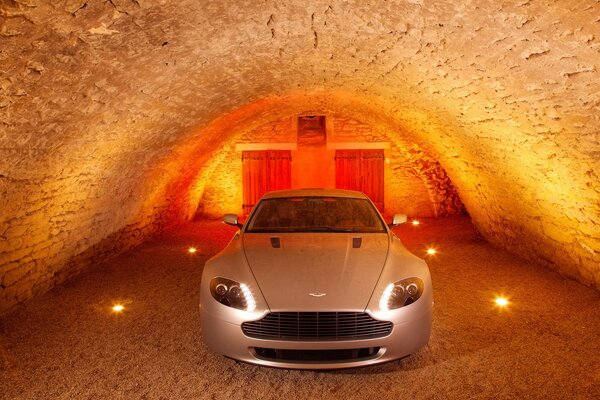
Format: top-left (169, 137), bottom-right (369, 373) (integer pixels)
top-left (335, 149), bottom-right (385, 211)
top-left (242, 150), bottom-right (292, 215)
top-left (241, 149), bottom-right (384, 215)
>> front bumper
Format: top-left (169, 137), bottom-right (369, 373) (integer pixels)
top-left (200, 305), bottom-right (432, 369)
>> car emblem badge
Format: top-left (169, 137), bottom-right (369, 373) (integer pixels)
top-left (309, 292), bottom-right (326, 297)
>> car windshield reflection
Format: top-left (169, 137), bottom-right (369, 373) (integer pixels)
top-left (245, 196), bottom-right (387, 233)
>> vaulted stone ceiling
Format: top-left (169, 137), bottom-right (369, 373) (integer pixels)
top-left (1, 0), bottom-right (599, 313)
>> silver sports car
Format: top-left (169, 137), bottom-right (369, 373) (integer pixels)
top-left (200, 188), bottom-right (433, 369)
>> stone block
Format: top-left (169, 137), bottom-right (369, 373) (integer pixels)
top-left (541, 221), bottom-right (575, 244)
top-left (0, 247), bottom-right (32, 266)
top-left (0, 239), bottom-right (10, 253)
top-left (4, 224), bottom-right (29, 238)
top-left (1, 266), bottom-right (30, 287)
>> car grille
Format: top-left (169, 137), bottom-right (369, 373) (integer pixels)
top-left (241, 312), bottom-right (392, 341)
top-left (253, 347), bottom-right (381, 362)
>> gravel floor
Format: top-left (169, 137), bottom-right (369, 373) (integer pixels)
top-left (1, 217), bottom-right (599, 400)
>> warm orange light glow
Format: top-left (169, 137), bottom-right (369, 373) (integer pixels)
top-left (112, 304), bottom-right (124, 313)
top-left (412, 220), bottom-right (420, 226)
top-left (495, 297), bottom-right (509, 307)
top-left (188, 247), bottom-right (197, 254)
top-left (426, 248), bottom-right (437, 255)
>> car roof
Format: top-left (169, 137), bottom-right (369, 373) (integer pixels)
top-left (260, 188), bottom-right (369, 199)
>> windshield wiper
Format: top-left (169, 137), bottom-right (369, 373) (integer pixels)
top-left (309, 226), bottom-right (355, 232)
top-left (246, 227), bottom-right (291, 233)
top-left (248, 226), bottom-right (377, 233)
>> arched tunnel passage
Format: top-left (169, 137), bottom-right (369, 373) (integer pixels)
top-left (0, 0), bottom-right (599, 397)
top-left (1, 0), bottom-right (598, 316)
top-left (159, 90), bottom-right (598, 293)
top-left (0, 87), bottom-right (599, 315)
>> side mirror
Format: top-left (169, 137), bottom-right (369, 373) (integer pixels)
top-left (223, 214), bottom-right (243, 229)
top-left (388, 214), bottom-right (407, 227)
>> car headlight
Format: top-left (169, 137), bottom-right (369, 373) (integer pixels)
top-left (209, 277), bottom-right (256, 312)
top-left (379, 277), bottom-right (424, 311)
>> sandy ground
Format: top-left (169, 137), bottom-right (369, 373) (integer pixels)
top-left (1, 217), bottom-right (599, 400)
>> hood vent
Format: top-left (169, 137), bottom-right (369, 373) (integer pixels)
top-left (352, 237), bottom-right (362, 248)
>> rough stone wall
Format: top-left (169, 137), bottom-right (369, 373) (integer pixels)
top-left (398, 146), bottom-right (465, 217)
top-left (0, 210), bottom-right (169, 313)
top-left (330, 116), bottom-right (464, 217)
top-left (1, 0), bottom-right (598, 313)
top-left (199, 118), bottom-right (295, 217)
top-left (0, 162), bottom-right (173, 313)
top-left (329, 118), bottom-right (432, 217)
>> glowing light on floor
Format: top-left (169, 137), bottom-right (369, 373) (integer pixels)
top-left (112, 304), bottom-right (124, 313)
top-left (188, 247), bottom-right (197, 254)
top-left (495, 296), bottom-right (509, 307)
top-left (411, 220), bottom-right (420, 226)
top-left (426, 248), bottom-right (437, 255)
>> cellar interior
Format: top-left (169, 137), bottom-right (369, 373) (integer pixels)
top-left (0, 1), bottom-right (598, 398)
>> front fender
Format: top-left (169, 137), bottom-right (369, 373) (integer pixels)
top-left (366, 235), bottom-right (433, 322)
top-left (200, 234), bottom-right (269, 324)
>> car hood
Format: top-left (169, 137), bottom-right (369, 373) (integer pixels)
top-left (242, 233), bottom-right (389, 311)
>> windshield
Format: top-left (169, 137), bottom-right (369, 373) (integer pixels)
top-left (245, 196), bottom-right (387, 233)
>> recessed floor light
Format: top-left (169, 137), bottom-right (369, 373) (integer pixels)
top-left (112, 304), bottom-right (124, 313)
top-left (495, 297), bottom-right (509, 307)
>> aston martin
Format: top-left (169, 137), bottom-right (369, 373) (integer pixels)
top-left (200, 188), bottom-right (432, 369)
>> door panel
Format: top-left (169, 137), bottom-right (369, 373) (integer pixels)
top-left (335, 149), bottom-right (384, 211)
top-left (360, 150), bottom-right (385, 211)
top-left (334, 150), bottom-right (360, 190)
top-left (242, 151), bottom-right (267, 216)
top-left (242, 150), bottom-right (292, 215)
top-left (267, 151), bottom-right (292, 191)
